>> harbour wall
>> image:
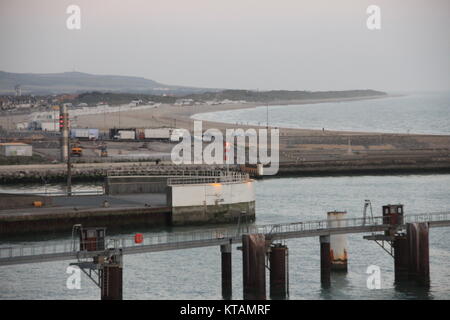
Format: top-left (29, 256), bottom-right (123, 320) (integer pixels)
top-left (0, 206), bottom-right (171, 236)
top-left (0, 193), bottom-right (53, 210)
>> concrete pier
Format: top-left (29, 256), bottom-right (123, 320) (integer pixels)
top-left (269, 243), bottom-right (289, 300)
top-left (220, 243), bottom-right (232, 300)
top-left (320, 235), bottom-right (331, 288)
top-left (327, 211), bottom-right (348, 272)
top-left (242, 234), bottom-right (266, 300)
top-left (100, 253), bottom-right (123, 300)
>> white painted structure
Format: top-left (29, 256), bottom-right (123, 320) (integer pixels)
top-left (168, 179), bottom-right (256, 225)
top-left (170, 180), bottom-right (255, 207)
top-left (327, 211), bottom-right (348, 271)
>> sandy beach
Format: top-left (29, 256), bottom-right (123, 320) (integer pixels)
top-left (73, 95), bottom-right (392, 136)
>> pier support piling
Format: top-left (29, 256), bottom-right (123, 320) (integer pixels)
top-left (269, 243), bottom-right (289, 300)
top-left (242, 234), bottom-right (266, 300)
top-left (100, 252), bottom-right (123, 300)
top-left (220, 243), bottom-right (232, 300)
top-left (320, 235), bottom-right (331, 288)
top-left (417, 223), bottom-right (430, 285)
top-left (394, 223), bottom-right (430, 286)
top-left (393, 235), bottom-right (409, 282)
top-left (327, 211), bottom-right (348, 272)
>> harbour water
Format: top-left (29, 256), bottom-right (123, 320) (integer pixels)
top-left (192, 92), bottom-right (450, 135)
top-left (1, 174), bottom-right (449, 300)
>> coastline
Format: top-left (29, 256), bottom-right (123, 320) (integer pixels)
top-left (1, 93), bottom-right (450, 180)
top-left (72, 94), bottom-right (394, 136)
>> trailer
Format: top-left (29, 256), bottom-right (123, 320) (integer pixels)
top-left (144, 128), bottom-right (172, 140)
top-left (170, 129), bottom-right (185, 141)
top-left (71, 128), bottom-right (99, 140)
top-left (109, 128), bottom-right (136, 140)
top-left (114, 130), bottom-right (136, 140)
top-left (40, 122), bottom-right (59, 132)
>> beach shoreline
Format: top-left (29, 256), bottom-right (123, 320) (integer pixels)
top-left (73, 94), bottom-right (399, 136)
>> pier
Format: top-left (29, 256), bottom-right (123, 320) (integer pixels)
top-left (0, 208), bottom-right (449, 300)
top-left (0, 170), bottom-right (255, 234)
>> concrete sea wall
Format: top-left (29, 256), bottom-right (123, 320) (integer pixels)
top-left (0, 193), bottom-right (53, 210)
top-left (0, 206), bottom-right (171, 236)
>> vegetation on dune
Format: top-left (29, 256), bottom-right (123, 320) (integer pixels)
top-left (66, 89), bottom-right (386, 106)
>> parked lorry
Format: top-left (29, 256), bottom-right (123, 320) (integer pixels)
top-left (170, 129), bottom-right (184, 141)
top-left (70, 128), bottom-right (99, 140)
top-left (144, 128), bottom-right (172, 140)
top-left (114, 130), bottom-right (135, 140)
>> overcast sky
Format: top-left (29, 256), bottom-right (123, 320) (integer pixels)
top-left (1, 0), bottom-right (449, 92)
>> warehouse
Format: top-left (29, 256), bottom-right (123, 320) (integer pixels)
top-left (0, 143), bottom-right (33, 157)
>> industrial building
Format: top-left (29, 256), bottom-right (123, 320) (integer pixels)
top-left (0, 143), bottom-right (33, 157)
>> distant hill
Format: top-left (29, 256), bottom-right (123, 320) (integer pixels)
top-left (0, 71), bottom-right (218, 95)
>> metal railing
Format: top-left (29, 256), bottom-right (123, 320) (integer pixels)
top-left (1, 211), bottom-right (449, 265)
top-left (107, 168), bottom-right (231, 177)
top-left (167, 172), bottom-right (250, 185)
top-left (0, 190), bottom-right (105, 197)
top-left (0, 240), bottom-right (77, 259)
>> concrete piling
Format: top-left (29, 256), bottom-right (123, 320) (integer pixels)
top-left (242, 234), bottom-right (266, 300)
top-left (100, 253), bottom-right (123, 300)
top-left (327, 211), bottom-right (348, 272)
top-left (320, 235), bottom-right (331, 288)
top-left (269, 243), bottom-right (289, 299)
top-left (220, 243), bottom-right (232, 300)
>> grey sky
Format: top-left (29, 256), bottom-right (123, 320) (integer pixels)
top-left (1, 0), bottom-right (449, 92)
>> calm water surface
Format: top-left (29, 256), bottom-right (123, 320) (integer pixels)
top-left (192, 92), bottom-right (450, 135)
top-left (1, 174), bottom-right (449, 300)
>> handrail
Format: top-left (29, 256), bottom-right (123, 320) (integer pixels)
top-left (167, 173), bottom-right (250, 185)
top-left (0, 211), bottom-right (449, 264)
